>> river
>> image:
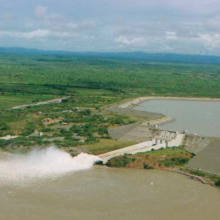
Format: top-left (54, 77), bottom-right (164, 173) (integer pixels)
top-left (134, 99), bottom-right (220, 137)
top-left (0, 149), bottom-right (220, 220)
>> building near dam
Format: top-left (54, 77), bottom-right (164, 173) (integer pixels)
top-left (100, 125), bottom-right (185, 164)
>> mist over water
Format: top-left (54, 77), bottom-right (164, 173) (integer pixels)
top-left (0, 147), bottom-right (101, 184)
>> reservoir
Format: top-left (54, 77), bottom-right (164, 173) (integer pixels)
top-left (134, 100), bottom-right (220, 137)
top-left (0, 150), bottom-right (220, 220)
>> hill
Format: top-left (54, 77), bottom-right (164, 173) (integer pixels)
top-left (1, 47), bottom-right (220, 64)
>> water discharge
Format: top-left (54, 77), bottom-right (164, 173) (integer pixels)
top-left (0, 147), bottom-right (101, 184)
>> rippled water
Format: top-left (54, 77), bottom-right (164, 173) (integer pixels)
top-left (134, 100), bottom-right (220, 137)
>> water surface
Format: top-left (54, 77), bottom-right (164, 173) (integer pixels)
top-left (1, 144), bottom-right (220, 220)
top-left (134, 100), bottom-right (220, 137)
top-left (1, 166), bottom-right (220, 220)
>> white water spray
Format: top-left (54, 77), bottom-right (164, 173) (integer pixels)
top-left (0, 147), bottom-right (102, 184)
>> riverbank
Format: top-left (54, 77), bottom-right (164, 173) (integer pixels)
top-left (118, 96), bottom-right (220, 109)
top-left (106, 95), bottom-right (220, 128)
top-left (106, 99), bottom-right (173, 129)
top-left (103, 148), bottom-right (220, 189)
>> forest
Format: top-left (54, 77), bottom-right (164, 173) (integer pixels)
top-left (0, 53), bottom-right (220, 98)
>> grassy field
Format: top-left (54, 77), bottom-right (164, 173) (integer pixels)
top-left (81, 139), bottom-right (137, 155)
top-left (0, 94), bottom-right (56, 110)
top-left (1, 54), bottom-right (220, 97)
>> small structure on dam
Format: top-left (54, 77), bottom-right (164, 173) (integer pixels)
top-left (100, 129), bottom-right (185, 164)
top-left (154, 130), bottom-right (179, 147)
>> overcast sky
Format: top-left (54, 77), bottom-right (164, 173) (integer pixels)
top-left (1, 0), bottom-right (220, 55)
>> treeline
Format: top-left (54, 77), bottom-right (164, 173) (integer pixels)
top-left (1, 54), bottom-right (220, 97)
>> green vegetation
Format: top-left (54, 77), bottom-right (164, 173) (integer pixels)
top-left (163, 158), bottom-right (189, 167)
top-left (106, 154), bottom-right (133, 167)
top-left (82, 140), bottom-right (137, 155)
top-left (1, 53), bottom-right (220, 157)
top-left (187, 169), bottom-right (220, 188)
top-left (107, 147), bottom-right (193, 168)
top-left (0, 93), bottom-right (56, 110)
top-left (215, 180), bottom-right (220, 187)
top-left (1, 54), bottom-right (220, 97)
top-left (0, 86), bottom-right (137, 154)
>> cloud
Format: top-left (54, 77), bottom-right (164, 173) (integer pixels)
top-left (35, 5), bottom-right (48, 18)
top-left (204, 16), bottom-right (220, 32)
top-left (198, 33), bottom-right (220, 48)
top-left (166, 31), bottom-right (177, 40)
top-left (116, 36), bottom-right (146, 46)
top-left (34, 4), bottom-right (66, 26)
top-left (0, 30), bottom-right (49, 39)
top-left (0, 29), bottom-right (77, 39)
top-left (66, 21), bottom-right (98, 31)
top-left (1, 0), bottom-right (220, 55)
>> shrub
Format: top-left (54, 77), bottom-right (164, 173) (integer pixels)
top-left (164, 157), bottom-right (189, 167)
top-left (85, 137), bottom-right (99, 144)
top-left (143, 164), bottom-right (154, 169)
top-left (0, 123), bottom-right (10, 131)
top-left (0, 139), bottom-right (6, 148)
top-left (80, 109), bottom-right (91, 116)
top-left (21, 130), bottom-right (34, 136)
top-left (215, 180), bottom-right (220, 187)
top-left (60, 128), bottom-right (73, 137)
top-left (40, 128), bottom-right (53, 132)
top-left (106, 156), bottom-right (132, 167)
top-left (98, 126), bottom-right (108, 135)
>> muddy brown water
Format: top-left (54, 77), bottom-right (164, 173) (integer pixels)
top-left (134, 100), bottom-right (220, 137)
top-left (1, 164), bottom-right (220, 220)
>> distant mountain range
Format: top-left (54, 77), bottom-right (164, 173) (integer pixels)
top-left (0, 47), bottom-right (220, 64)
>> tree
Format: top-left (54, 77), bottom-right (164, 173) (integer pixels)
top-left (98, 126), bottom-right (108, 136)
top-left (0, 123), bottom-right (10, 131)
top-left (0, 140), bottom-right (6, 148)
top-left (215, 180), bottom-right (220, 187)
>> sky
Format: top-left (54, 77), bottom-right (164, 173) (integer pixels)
top-left (1, 0), bottom-right (220, 55)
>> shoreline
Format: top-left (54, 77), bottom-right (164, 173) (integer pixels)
top-left (114, 95), bottom-right (220, 128)
top-left (98, 164), bottom-right (218, 188)
top-left (118, 96), bottom-right (220, 109)
top-left (105, 96), bottom-right (220, 189)
top-left (100, 163), bottom-right (220, 189)
top-left (141, 115), bottom-right (175, 126)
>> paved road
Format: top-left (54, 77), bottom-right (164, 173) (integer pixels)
top-left (11, 97), bottom-right (69, 110)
